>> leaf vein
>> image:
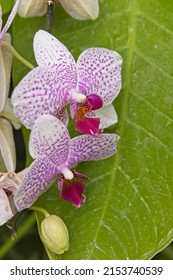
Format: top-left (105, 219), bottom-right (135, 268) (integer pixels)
top-left (131, 90), bottom-right (173, 122)
top-left (139, 12), bottom-right (173, 36)
top-left (127, 119), bottom-right (173, 156)
top-left (136, 50), bottom-right (173, 81)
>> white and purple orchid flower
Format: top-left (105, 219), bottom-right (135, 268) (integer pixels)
top-left (14, 114), bottom-right (119, 210)
top-left (18, 0), bottom-right (99, 21)
top-left (0, 169), bottom-right (28, 226)
top-left (0, 0), bottom-right (20, 172)
top-left (12, 30), bottom-right (122, 134)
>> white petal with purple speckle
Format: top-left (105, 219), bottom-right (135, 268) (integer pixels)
top-left (34, 30), bottom-right (77, 91)
top-left (29, 115), bottom-right (70, 166)
top-left (67, 133), bottom-right (120, 167)
top-left (77, 47), bottom-right (122, 105)
top-left (11, 67), bottom-right (69, 129)
top-left (14, 156), bottom-right (59, 211)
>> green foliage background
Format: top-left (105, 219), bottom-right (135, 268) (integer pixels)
top-left (0, 0), bottom-right (173, 259)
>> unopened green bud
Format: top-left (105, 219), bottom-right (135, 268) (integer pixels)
top-left (40, 215), bottom-right (69, 255)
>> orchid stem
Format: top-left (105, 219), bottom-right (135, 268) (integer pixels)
top-left (0, 112), bottom-right (21, 125)
top-left (45, 0), bottom-right (55, 33)
top-left (0, 214), bottom-right (36, 259)
top-left (1, 41), bottom-right (35, 69)
top-left (29, 206), bottom-right (50, 218)
top-left (10, 211), bottom-right (25, 237)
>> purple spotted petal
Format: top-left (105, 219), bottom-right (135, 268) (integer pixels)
top-left (11, 66), bottom-right (69, 129)
top-left (58, 177), bottom-right (86, 208)
top-left (14, 156), bottom-right (59, 211)
top-left (29, 115), bottom-right (70, 167)
top-left (67, 133), bottom-right (120, 167)
top-left (77, 48), bottom-right (122, 105)
top-left (86, 104), bottom-right (118, 129)
top-left (75, 117), bottom-right (100, 134)
top-left (34, 30), bottom-right (77, 91)
top-left (0, 188), bottom-right (14, 225)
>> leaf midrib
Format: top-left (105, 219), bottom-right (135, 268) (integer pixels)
top-left (85, 0), bottom-right (138, 259)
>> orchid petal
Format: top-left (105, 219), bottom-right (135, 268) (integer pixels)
top-left (11, 66), bottom-right (69, 129)
top-left (29, 115), bottom-right (70, 167)
top-left (18, 0), bottom-right (47, 18)
top-left (86, 104), bottom-right (118, 129)
top-left (77, 48), bottom-right (122, 105)
top-left (0, 118), bottom-right (16, 172)
top-left (58, 0), bottom-right (99, 20)
top-left (34, 30), bottom-right (77, 91)
top-left (0, 169), bottom-right (28, 193)
top-left (67, 133), bottom-right (120, 167)
top-left (70, 100), bottom-right (77, 120)
top-left (0, 173), bottom-right (18, 192)
top-left (0, 33), bottom-right (13, 112)
top-left (0, 0), bottom-right (20, 42)
top-left (0, 188), bottom-right (13, 226)
top-left (16, 168), bottom-right (29, 181)
top-left (14, 156), bottom-right (58, 210)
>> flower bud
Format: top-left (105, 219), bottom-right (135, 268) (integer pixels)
top-left (59, 0), bottom-right (99, 20)
top-left (17, 0), bottom-right (47, 18)
top-left (0, 33), bottom-right (13, 112)
top-left (40, 214), bottom-right (69, 254)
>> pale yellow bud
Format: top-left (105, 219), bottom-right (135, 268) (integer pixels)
top-left (18, 0), bottom-right (47, 18)
top-left (59, 0), bottom-right (99, 20)
top-left (0, 33), bottom-right (13, 112)
top-left (40, 215), bottom-right (69, 254)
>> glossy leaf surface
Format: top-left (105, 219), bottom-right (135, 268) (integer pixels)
top-left (11, 0), bottom-right (173, 259)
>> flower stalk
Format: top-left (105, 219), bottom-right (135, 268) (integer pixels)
top-left (29, 205), bottom-right (50, 218)
top-left (1, 41), bottom-right (35, 69)
top-left (45, 0), bottom-right (55, 33)
top-left (0, 111), bottom-right (21, 125)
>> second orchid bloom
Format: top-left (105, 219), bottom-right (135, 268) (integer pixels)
top-left (14, 114), bottom-right (120, 210)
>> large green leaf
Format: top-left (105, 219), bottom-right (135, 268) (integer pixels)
top-left (12, 0), bottom-right (173, 259)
